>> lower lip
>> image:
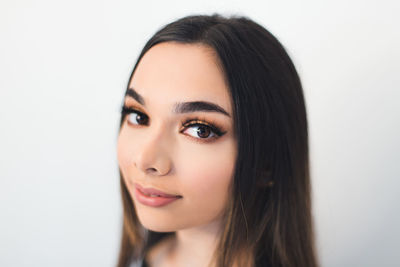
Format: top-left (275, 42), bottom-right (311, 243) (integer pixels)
top-left (134, 187), bottom-right (181, 207)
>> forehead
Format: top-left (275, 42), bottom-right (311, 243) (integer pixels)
top-left (129, 42), bottom-right (231, 114)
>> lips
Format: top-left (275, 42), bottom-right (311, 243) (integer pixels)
top-left (133, 183), bottom-right (182, 207)
top-left (135, 183), bottom-right (181, 197)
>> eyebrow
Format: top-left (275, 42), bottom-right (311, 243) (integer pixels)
top-left (125, 87), bottom-right (231, 117)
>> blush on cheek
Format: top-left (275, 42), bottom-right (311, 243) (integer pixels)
top-left (180, 143), bottom-right (236, 205)
top-left (184, 162), bottom-right (234, 213)
top-left (117, 132), bottom-right (134, 170)
top-left (116, 135), bottom-right (125, 166)
top-left (117, 143), bottom-right (133, 191)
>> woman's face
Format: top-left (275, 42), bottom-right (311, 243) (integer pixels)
top-left (117, 42), bottom-right (237, 232)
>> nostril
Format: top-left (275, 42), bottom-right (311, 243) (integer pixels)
top-left (147, 167), bottom-right (157, 173)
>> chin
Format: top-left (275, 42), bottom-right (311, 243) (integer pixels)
top-left (137, 213), bottom-right (185, 232)
top-left (134, 204), bottom-right (187, 232)
top-left (142, 222), bottom-right (178, 232)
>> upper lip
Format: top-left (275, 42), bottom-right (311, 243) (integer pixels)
top-left (134, 183), bottom-right (182, 198)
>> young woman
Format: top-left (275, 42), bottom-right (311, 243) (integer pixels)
top-left (116, 13), bottom-right (318, 267)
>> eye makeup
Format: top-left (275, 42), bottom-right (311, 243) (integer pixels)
top-left (120, 104), bottom-right (228, 143)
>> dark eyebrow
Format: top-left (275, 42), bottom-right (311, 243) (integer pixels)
top-left (125, 87), bottom-right (231, 118)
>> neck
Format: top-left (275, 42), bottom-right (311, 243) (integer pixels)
top-left (169, 219), bottom-right (222, 267)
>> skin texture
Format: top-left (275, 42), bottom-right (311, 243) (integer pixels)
top-left (117, 42), bottom-right (238, 266)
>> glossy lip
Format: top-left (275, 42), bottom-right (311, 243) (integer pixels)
top-left (133, 183), bottom-right (182, 207)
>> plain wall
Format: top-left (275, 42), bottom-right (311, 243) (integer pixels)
top-left (0, 0), bottom-right (399, 266)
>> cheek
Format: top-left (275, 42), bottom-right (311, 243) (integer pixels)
top-left (117, 126), bottom-right (132, 166)
top-left (179, 140), bottom-right (237, 212)
top-left (117, 127), bottom-right (133, 179)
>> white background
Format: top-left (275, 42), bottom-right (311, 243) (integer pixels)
top-left (1, 0), bottom-right (399, 266)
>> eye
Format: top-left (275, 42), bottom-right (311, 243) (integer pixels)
top-left (121, 106), bottom-right (148, 126)
top-left (180, 120), bottom-right (225, 142)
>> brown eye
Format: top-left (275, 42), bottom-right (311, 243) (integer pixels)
top-left (121, 106), bottom-right (149, 126)
top-left (195, 125), bottom-right (212, 138)
top-left (182, 123), bottom-right (218, 140)
top-left (127, 112), bottom-right (148, 125)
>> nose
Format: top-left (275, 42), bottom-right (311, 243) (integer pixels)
top-left (134, 126), bottom-right (172, 177)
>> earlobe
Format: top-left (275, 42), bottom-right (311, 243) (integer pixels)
top-left (256, 170), bottom-right (274, 188)
top-left (257, 180), bottom-right (274, 188)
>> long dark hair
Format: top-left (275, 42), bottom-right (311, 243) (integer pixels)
top-left (117, 13), bottom-right (318, 267)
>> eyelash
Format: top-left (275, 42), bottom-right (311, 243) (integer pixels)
top-left (120, 105), bottom-right (227, 143)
